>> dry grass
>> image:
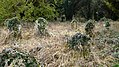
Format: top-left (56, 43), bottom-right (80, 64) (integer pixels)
top-left (0, 21), bottom-right (119, 67)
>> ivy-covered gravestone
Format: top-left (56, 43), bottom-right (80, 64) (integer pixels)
top-left (5, 17), bottom-right (22, 39)
top-left (70, 19), bottom-right (78, 29)
top-left (35, 17), bottom-right (49, 36)
top-left (104, 21), bottom-right (110, 30)
top-left (85, 20), bottom-right (95, 37)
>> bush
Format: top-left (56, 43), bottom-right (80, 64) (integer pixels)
top-left (0, 0), bottom-right (59, 23)
top-left (67, 33), bottom-right (90, 49)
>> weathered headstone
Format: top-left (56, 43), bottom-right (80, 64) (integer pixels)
top-left (70, 19), bottom-right (78, 29)
top-left (104, 21), bottom-right (110, 30)
top-left (100, 17), bottom-right (111, 30)
top-left (35, 17), bottom-right (49, 36)
top-left (85, 20), bottom-right (95, 37)
top-left (61, 14), bottom-right (65, 22)
top-left (5, 17), bottom-right (22, 40)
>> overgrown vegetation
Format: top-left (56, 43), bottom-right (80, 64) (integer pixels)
top-left (0, 0), bottom-right (61, 22)
top-left (0, 0), bottom-right (119, 67)
top-left (5, 17), bottom-right (22, 39)
top-left (0, 48), bottom-right (38, 67)
top-left (67, 33), bottom-right (90, 49)
top-left (0, 0), bottom-right (119, 24)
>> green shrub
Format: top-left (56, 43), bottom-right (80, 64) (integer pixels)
top-left (67, 33), bottom-right (90, 49)
top-left (0, 0), bottom-right (59, 24)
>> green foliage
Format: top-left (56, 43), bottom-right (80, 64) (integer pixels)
top-left (0, 0), bottom-right (60, 23)
top-left (0, 48), bottom-right (39, 67)
top-left (67, 33), bottom-right (91, 58)
top-left (5, 17), bottom-right (21, 39)
top-left (67, 33), bottom-right (90, 49)
top-left (47, 0), bottom-right (63, 11)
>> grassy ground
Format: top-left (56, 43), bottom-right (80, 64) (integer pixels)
top-left (0, 21), bottom-right (119, 67)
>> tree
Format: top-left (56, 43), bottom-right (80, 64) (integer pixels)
top-left (104, 0), bottom-right (119, 20)
top-left (71, 0), bottom-right (119, 20)
top-left (0, 0), bottom-right (60, 23)
top-left (62, 0), bottom-right (98, 20)
top-left (62, 0), bottom-right (81, 20)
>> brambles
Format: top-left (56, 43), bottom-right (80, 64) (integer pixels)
top-left (85, 20), bottom-right (95, 37)
top-left (5, 17), bottom-right (22, 40)
top-left (67, 33), bottom-right (91, 58)
top-left (67, 33), bottom-right (90, 49)
top-left (35, 17), bottom-right (49, 36)
top-left (0, 47), bottom-right (39, 67)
